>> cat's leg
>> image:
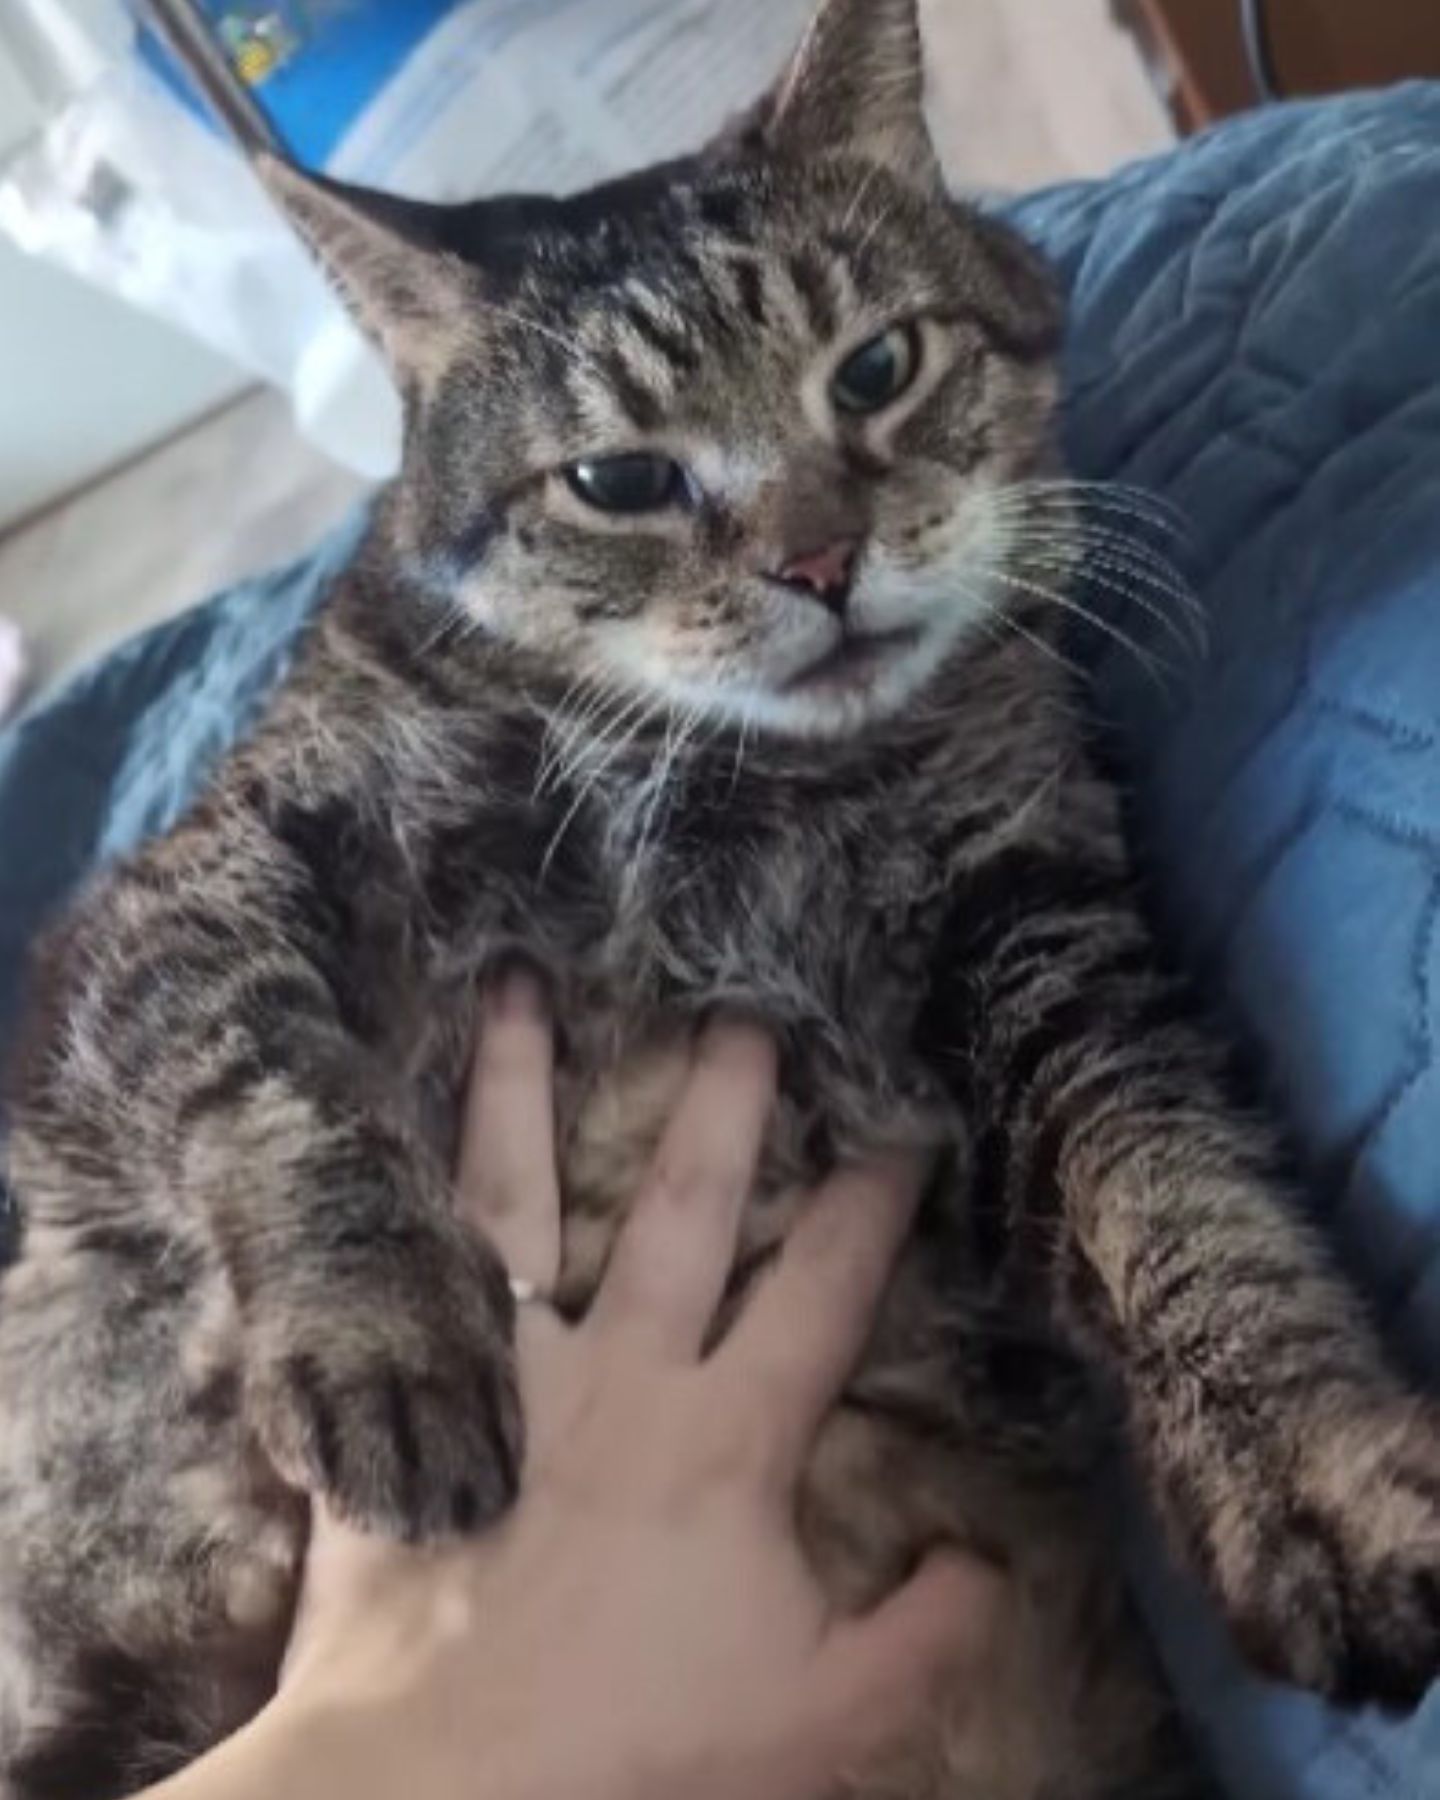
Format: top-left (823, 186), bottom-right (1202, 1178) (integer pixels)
top-left (0, 1240), bottom-right (304, 1798)
top-left (177, 1062), bottom-right (519, 1540)
top-left (6, 814), bottom-right (519, 1542)
top-left (922, 843), bottom-right (1440, 1708)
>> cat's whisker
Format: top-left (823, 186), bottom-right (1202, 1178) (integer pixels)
top-left (1081, 578), bottom-right (1206, 662)
top-left (1009, 515), bottom-right (1197, 593)
top-left (669, 705), bottom-right (708, 825)
top-left (1015, 549), bottom-right (1206, 659)
top-left (726, 712), bottom-right (753, 803)
top-left (541, 697), bottom-right (629, 803)
top-left (535, 673), bottom-right (602, 795)
top-left (414, 595), bottom-right (472, 659)
top-left (1052, 514), bottom-right (1193, 567)
top-left (1019, 548), bottom-right (1202, 630)
top-left (995, 614), bottom-right (1089, 683)
top-left (537, 674), bottom-right (625, 796)
top-left (1003, 517), bottom-right (1210, 647)
top-left (994, 482), bottom-right (1194, 545)
top-left (697, 708), bottom-right (729, 794)
top-left (1080, 558), bottom-right (1207, 653)
top-left (434, 607), bottom-right (494, 666)
top-left (1004, 475), bottom-right (1189, 526)
top-left (991, 570), bottom-right (1172, 688)
top-left (539, 693), bottom-right (659, 882)
top-left (853, 203), bottom-right (896, 261)
top-left (990, 497), bottom-right (1189, 549)
top-left (549, 687), bottom-right (652, 798)
top-left (551, 678), bottom-right (650, 780)
top-left (1068, 548), bottom-right (1206, 636)
top-left (632, 700), bottom-right (692, 861)
top-left (956, 580), bottom-right (1088, 683)
top-left (1006, 755), bottom-right (1071, 841)
top-left (990, 484), bottom-right (1186, 533)
top-left (537, 704), bottom-right (593, 797)
top-left (840, 163), bottom-right (884, 234)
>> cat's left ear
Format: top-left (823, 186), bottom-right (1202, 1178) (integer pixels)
top-left (744, 0), bottom-right (941, 188)
top-left (258, 154), bottom-right (479, 384)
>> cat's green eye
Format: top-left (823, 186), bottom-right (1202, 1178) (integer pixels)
top-left (564, 453), bottom-right (685, 514)
top-left (831, 324), bottom-right (921, 416)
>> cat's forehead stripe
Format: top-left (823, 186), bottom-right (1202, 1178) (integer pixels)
top-left (730, 256), bottom-right (768, 327)
top-left (785, 250), bottom-right (839, 340)
top-left (595, 350), bottom-right (666, 431)
top-left (617, 291), bottom-right (701, 375)
top-left (544, 222), bottom-right (864, 391)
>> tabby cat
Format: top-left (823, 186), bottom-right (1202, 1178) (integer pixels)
top-left (2, 2), bottom-right (1438, 1795)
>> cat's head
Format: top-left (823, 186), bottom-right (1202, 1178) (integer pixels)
top-left (266, 0), bottom-right (1063, 739)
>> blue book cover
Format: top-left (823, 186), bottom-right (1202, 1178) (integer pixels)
top-left (138, 0), bottom-right (461, 167)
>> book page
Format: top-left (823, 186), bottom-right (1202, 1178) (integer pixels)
top-left (331, 0), bottom-right (812, 196)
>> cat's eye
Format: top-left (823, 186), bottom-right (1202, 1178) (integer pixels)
top-left (831, 324), bottom-right (921, 416)
top-left (564, 453), bottom-right (686, 514)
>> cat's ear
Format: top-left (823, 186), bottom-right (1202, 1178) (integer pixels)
top-left (755, 0), bottom-right (939, 186)
top-left (258, 154), bottom-right (477, 383)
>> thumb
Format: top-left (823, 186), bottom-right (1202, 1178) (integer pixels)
top-left (807, 1550), bottom-right (1006, 1760)
top-left (282, 1501), bottom-right (404, 1686)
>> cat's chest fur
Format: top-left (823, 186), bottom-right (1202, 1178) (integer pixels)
top-left (404, 793), bottom-right (950, 1315)
top-left (376, 661), bottom-right (1075, 1300)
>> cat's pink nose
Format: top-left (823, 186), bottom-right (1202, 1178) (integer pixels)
top-left (769, 537), bottom-right (860, 616)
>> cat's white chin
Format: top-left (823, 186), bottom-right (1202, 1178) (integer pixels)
top-left (696, 611), bottom-right (973, 740)
top-left (780, 625), bottom-right (925, 697)
top-left (757, 625), bottom-right (958, 736)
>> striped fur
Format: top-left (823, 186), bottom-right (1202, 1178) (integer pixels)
top-left (1, 3), bottom-right (1437, 1794)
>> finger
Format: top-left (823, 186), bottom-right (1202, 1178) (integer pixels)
top-left (455, 968), bottom-right (562, 1294)
top-left (588, 1019), bottom-right (776, 1358)
top-left (807, 1552), bottom-right (1005, 1761)
top-left (282, 1502), bottom-right (395, 1685)
top-left (719, 1154), bottom-right (927, 1468)
top-left (297, 1501), bottom-right (386, 1606)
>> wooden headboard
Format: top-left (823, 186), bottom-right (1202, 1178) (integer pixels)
top-left (1115, 0), bottom-right (1440, 133)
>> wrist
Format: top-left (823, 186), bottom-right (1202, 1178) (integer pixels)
top-left (136, 1685), bottom-right (427, 1800)
top-left (142, 1663), bottom-right (653, 1800)
top-left (163, 1691), bottom-right (617, 1800)
top-left (137, 1705), bottom-right (319, 1800)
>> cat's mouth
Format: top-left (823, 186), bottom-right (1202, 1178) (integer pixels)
top-left (782, 626), bottom-right (922, 694)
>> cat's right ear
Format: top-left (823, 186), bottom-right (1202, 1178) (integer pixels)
top-left (257, 154), bottom-right (478, 385)
top-left (707, 0), bottom-right (939, 189)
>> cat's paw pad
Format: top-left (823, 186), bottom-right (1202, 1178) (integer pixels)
top-left (245, 1249), bottom-right (520, 1540)
top-left (1220, 1397), bottom-right (1440, 1710)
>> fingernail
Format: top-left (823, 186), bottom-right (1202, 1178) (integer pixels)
top-left (696, 1008), bottom-right (778, 1066)
top-left (487, 961), bottom-right (547, 1020)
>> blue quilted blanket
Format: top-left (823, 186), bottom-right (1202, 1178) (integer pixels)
top-left (3, 86), bottom-right (1440, 1799)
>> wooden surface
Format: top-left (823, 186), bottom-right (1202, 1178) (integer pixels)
top-left (1119, 0), bottom-right (1440, 130)
top-left (1274, 0), bottom-right (1440, 92)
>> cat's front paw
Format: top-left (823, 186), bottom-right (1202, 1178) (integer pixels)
top-left (244, 1232), bottom-right (520, 1541)
top-left (1202, 1393), bottom-right (1440, 1710)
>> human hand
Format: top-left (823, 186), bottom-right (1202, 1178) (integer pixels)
top-left (162, 976), bottom-right (1003, 1800)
